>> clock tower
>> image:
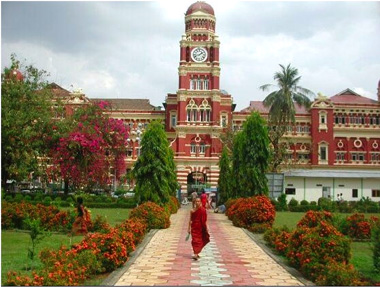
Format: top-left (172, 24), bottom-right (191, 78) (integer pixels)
top-left (164, 1), bottom-right (234, 193)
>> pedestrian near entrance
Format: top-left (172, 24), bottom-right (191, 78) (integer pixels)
top-left (200, 189), bottom-right (207, 208)
top-left (188, 197), bottom-right (210, 260)
top-left (191, 190), bottom-right (198, 208)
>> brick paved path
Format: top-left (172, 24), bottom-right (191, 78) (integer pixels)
top-left (114, 205), bottom-right (306, 286)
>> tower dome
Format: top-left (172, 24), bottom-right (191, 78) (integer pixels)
top-left (186, 1), bottom-right (214, 16)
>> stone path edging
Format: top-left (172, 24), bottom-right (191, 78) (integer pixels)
top-left (102, 229), bottom-right (158, 286)
top-left (242, 230), bottom-right (314, 286)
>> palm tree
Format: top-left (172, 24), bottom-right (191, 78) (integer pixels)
top-left (260, 64), bottom-right (314, 171)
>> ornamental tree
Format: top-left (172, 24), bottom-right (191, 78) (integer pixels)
top-left (218, 146), bottom-right (232, 204)
top-left (132, 121), bottom-right (178, 205)
top-left (1, 54), bottom-right (55, 186)
top-left (49, 101), bottom-right (129, 192)
top-left (233, 111), bottom-right (270, 197)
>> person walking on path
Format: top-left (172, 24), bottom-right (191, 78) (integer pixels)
top-left (71, 197), bottom-right (91, 235)
top-left (200, 190), bottom-right (208, 208)
top-left (188, 197), bottom-right (210, 260)
top-left (191, 189), bottom-right (198, 208)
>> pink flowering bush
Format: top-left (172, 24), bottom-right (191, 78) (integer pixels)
top-left (48, 102), bottom-right (129, 190)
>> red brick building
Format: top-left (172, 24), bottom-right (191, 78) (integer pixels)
top-left (52, 1), bottom-right (380, 201)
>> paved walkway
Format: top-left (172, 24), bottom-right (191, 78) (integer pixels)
top-left (113, 205), bottom-right (307, 286)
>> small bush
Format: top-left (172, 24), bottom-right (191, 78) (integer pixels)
top-left (228, 196), bottom-right (275, 232)
top-left (372, 219), bottom-right (380, 271)
top-left (277, 193), bottom-right (288, 211)
top-left (318, 197), bottom-right (334, 211)
top-left (343, 213), bottom-right (372, 240)
top-left (315, 261), bottom-right (364, 286)
top-left (129, 201), bottom-right (170, 230)
top-left (300, 199), bottom-right (309, 206)
top-left (118, 218), bottom-right (147, 245)
top-left (14, 193), bottom-right (24, 202)
top-left (90, 215), bottom-right (112, 233)
top-left (288, 198), bottom-right (298, 207)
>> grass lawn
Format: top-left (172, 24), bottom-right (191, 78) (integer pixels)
top-left (1, 231), bottom-right (83, 284)
top-left (351, 241), bottom-right (380, 284)
top-left (1, 207), bottom-right (131, 285)
top-left (274, 211), bottom-right (380, 284)
top-left (62, 207), bottom-right (131, 226)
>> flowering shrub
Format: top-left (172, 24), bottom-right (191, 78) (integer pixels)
top-left (287, 211), bottom-right (352, 282)
top-left (343, 213), bottom-right (372, 240)
top-left (372, 218), bottom-right (380, 271)
top-left (297, 210), bottom-right (334, 228)
top-left (1, 201), bottom-right (76, 232)
top-left (89, 214), bottom-right (111, 233)
top-left (263, 227), bottom-right (291, 256)
top-left (118, 217), bottom-right (147, 245)
top-left (72, 227), bottom-right (135, 272)
top-left (6, 247), bottom-right (100, 286)
top-left (315, 261), bottom-right (366, 286)
top-left (224, 198), bottom-right (240, 215)
top-left (48, 102), bottom-right (129, 190)
top-left (227, 196), bottom-right (275, 233)
top-left (166, 196), bottom-right (180, 214)
top-left (129, 201), bottom-right (170, 230)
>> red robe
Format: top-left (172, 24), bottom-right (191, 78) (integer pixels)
top-left (200, 193), bottom-right (207, 208)
top-left (190, 207), bottom-right (210, 254)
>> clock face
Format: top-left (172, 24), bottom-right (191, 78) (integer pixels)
top-left (191, 47), bottom-right (207, 63)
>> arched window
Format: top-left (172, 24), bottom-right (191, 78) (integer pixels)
top-left (186, 99), bottom-right (198, 122)
top-left (199, 99), bottom-right (211, 122)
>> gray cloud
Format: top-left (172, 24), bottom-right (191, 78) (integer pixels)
top-left (2, 1), bottom-right (379, 110)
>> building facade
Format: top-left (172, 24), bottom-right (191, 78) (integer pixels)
top-left (51, 1), bottom-right (380, 202)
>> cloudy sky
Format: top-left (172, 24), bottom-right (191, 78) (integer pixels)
top-left (2, 1), bottom-right (380, 110)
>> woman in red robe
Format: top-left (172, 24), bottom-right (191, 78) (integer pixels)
top-left (188, 197), bottom-right (210, 260)
top-left (71, 197), bottom-right (91, 235)
top-left (200, 190), bottom-right (208, 208)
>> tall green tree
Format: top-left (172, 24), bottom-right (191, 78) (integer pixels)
top-left (217, 146), bottom-right (232, 204)
top-left (132, 121), bottom-right (177, 205)
top-left (260, 64), bottom-right (314, 172)
top-left (1, 54), bottom-right (54, 186)
top-left (233, 112), bottom-right (271, 197)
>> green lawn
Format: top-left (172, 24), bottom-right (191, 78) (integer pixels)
top-left (274, 211), bottom-right (380, 284)
top-left (1, 207), bottom-right (131, 285)
top-left (1, 231), bottom-right (83, 284)
top-left (62, 206), bottom-right (131, 226)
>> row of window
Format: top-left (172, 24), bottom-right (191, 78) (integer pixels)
top-left (334, 115), bottom-right (380, 125)
top-left (189, 79), bottom-right (209, 90)
top-left (190, 143), bottom-right (206, 154)
top-left (336, 152), bottom-right (380, 162)
top-left (285, 188), bottom-right (380, 198)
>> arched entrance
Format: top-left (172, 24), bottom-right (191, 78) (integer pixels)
top-left (187, 171), bottom-right (207, 193)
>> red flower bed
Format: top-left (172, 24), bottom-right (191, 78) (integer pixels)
top-left (345, 213), bottom-right (372, 240)
top-left (129, 201), bottom-right (170, 230)
top-left (286, 211), bottom-right (354, 282)
top-left (226, 196), bottom-right (275, 232)
top-left (118, 217), bottom-right (148, 245)
top-left (1, 201), bottom-right (75, 232)
top-left (166, 196), bottom-right (180, 214)
top-left (72, 227), bottom-right (135, 272)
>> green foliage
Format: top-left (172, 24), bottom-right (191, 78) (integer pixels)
top-left (277, 193), bottom-right (288, 211)
top-left (372, 220), bottom-right (380, 271)
top-left (132, 121), bottom-right (177, 205)
top-left (129, 202), bottom-right (170, 230)
top-left (218, 146), bottom-right (232, 204)
top-left (232, 112), bottom-right (270, 197)
top-left (2, 54), bottom-right (55, 184)
top-left (260, 64), bottom-right (314, 172)
top-left (288, 198), bottom-right (298, 207)
top-left (23, 218), bottom-right (51, 262)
